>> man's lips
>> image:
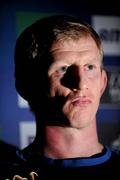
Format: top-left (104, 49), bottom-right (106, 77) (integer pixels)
top-left (71, 96), bottom-right (92, 106)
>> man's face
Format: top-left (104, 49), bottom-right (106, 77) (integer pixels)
top-left (46, 35), bottom-right (107, 129)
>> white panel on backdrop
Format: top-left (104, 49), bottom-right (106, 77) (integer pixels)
top-left (92, 16), bottom-right (120, 56)
top-left (19, 121), bottom-right (36, 149)
top-left (18, 94), bottom-right (29, 108)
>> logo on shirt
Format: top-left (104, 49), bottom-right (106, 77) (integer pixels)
top-left (5, 171), bottom-right (38, 180)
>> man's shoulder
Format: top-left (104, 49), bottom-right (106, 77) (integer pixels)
top-left (111, 147), bottom-right (120, 155)
top-left (111, 148), bottom-right (120, 158)
top-left (0, 152), bottom-right (37, 179)
top-left (0, 146), bottom-right (31, 179)
top-left (108, 147), bottom-right (120, 165)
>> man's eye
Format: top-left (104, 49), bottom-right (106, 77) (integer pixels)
top-left (58, 66), bottom-right (68, 73)
top-left (87, 64), bottom-right (94, 70)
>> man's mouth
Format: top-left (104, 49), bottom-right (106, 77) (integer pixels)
top-left (71, 96), bottom-right (92, 106)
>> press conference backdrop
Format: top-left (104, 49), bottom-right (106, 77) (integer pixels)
top-left (0, 1), bottom-right (120, 150)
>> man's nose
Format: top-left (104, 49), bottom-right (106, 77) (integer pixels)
top-left (61, 65), bottom-right (88, 91)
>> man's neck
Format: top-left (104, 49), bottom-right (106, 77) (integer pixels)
top-left (44, 125), bottom-right (103, 159)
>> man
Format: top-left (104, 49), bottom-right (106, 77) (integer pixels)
top-left (1, 15), bottom-right (120, 179)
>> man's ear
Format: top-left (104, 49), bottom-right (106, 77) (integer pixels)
top-left (100, 69), bottom-right (108, 96)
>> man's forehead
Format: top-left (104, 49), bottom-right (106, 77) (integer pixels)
top-left (51, 35), bottom-right (98, 52)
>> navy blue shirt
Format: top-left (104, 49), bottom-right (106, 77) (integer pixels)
top-left (0, 146), bottom-right (120, 179)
